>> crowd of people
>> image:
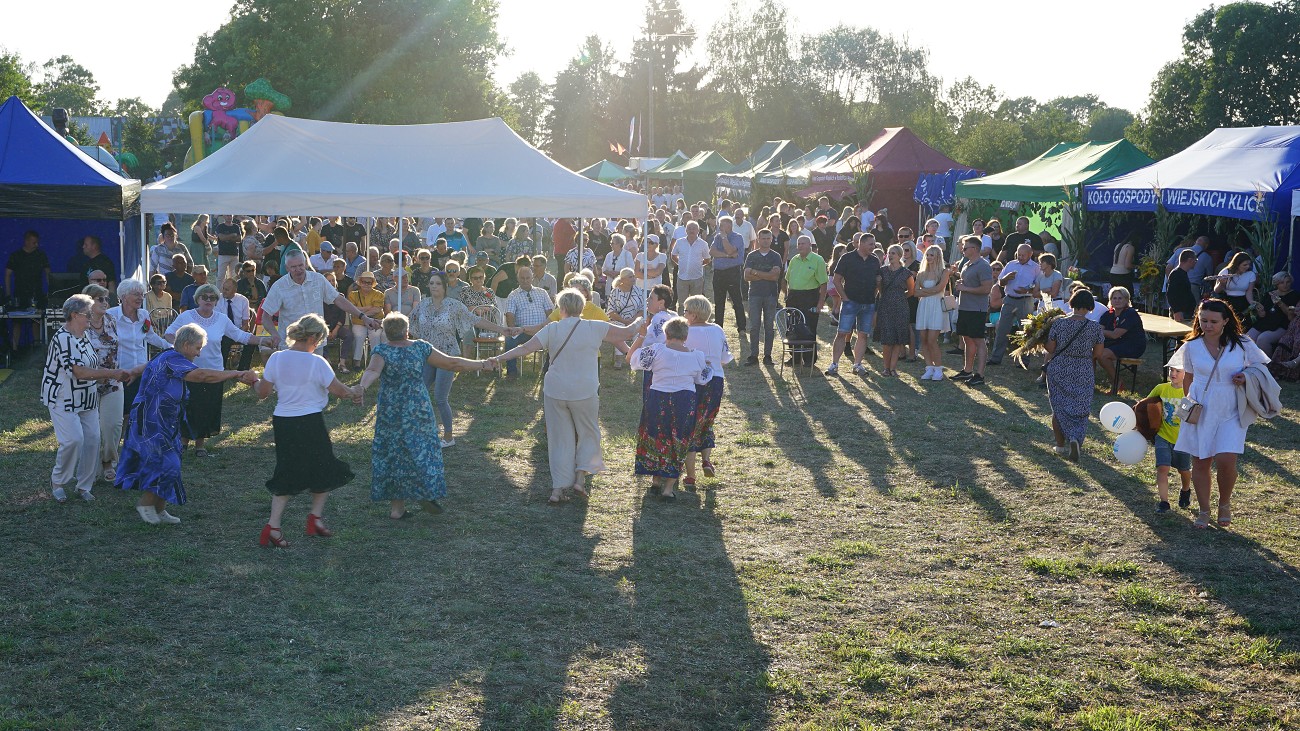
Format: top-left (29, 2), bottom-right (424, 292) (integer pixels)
top-left (19, 190), bottom-right (1290, 539)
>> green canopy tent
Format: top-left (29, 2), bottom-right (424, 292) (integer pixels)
top-left (954, 139), bottom-right (1155, 265)
top-left (715, 140), bottom-right (805, 202)
top-left (645, 151), bottom-right (690, 177)
top-left (576, 159), bottom-right (635, 183)
top-left (647, 150), bottom-right (733, 204)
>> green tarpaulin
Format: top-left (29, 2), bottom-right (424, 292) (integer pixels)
top-left (576, 159), bottom-right (635, 183)
top-left (645, 151), bottom-right (690, 177)
top-left (955, 139), bottom-right (1154, 203)
top-left (647, 150), bottom-right (733, 203)
top-left (716, 141), bottom-right (805, 197)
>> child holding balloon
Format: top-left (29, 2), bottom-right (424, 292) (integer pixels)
top-left (1148, 368), bottom-right (1192, 513)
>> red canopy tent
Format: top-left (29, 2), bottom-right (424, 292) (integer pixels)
top-left (798, 127), bottom-right (971, 227)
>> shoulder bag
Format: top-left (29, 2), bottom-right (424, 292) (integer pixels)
top-left (1174, 342), bottom-right (1223, 425)
top-left (541, 319), bottom-right (582, 375)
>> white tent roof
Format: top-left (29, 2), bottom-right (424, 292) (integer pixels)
top-left (141, 115), bottom-right (646, 218)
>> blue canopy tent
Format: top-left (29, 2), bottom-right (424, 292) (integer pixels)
top-left (1085, 126), bottom-right (1300, 278)
top-left (0, 96), bottom-right (144, 296)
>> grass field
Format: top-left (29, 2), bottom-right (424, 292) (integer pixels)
top-left (1, 329), bottom-right (1298, 731)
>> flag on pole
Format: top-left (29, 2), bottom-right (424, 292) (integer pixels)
top-left (629, 117), bottom-right (637, 155)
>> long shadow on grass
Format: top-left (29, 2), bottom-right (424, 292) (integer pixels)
top-left (607, 489), bottom-right (771, 730)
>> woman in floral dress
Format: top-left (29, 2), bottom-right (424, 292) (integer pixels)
top-left (1045, 289), bottom-right (1107, 462)
top-left (354, 312), bottom-right (495, 519)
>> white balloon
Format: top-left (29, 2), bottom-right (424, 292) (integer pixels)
top-left (1113, 431), bottom-right (1149, 465)
top-left (1100, 401), bottom-right (1137, 434)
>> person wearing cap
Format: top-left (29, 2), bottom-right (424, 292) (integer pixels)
top-left (634, 235), bottom-right (667, 291)
top-left (309, 241), bottom-right (337, 272)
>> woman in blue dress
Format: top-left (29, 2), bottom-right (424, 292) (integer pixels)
top-left (116, 324), bottom-right (257, 524)
top-left (353, 312), bottom-right (495, 519)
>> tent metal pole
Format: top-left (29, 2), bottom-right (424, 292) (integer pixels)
top-left (140, 210), bottom-right (148, 281)
top-left (577, 217), bottom-right (584, 282)
top-left (397, 214), bottom-right (404, 297)
top-left (119, 220), bottom-right (126, 284)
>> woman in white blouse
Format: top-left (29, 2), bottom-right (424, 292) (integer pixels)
top-left (1213, 251), bottom-right (1258, 323)
top-left (42, 294), bottom-right (131, 502)
top-left (681, 296), bottom-right (733, 489)
top-left (165, 283), bottom-right (276, 456)
top-left (495, 288), bottom-right (642, 504)
top-left (1166, 299), bottom-right (1270, 528)
top-left (409, 272), bottom-right (515, 447)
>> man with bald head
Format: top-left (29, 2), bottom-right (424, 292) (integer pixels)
top-left (987, 243), bottom-right (1039, 365)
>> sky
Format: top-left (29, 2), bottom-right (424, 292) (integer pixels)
top-left (2, 0), bottom-right (1205, 115)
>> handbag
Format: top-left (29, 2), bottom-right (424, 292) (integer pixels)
top-left (1176, 343), bottom-right (1223, 425)
top-left (941, 294), bottom-right (958, 312)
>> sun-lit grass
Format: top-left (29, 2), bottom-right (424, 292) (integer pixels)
top-left (1, 323), bottom-right (1298, 729)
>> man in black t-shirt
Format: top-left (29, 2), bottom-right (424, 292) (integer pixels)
top-left (827, 232), bottom-right (882, 376)
top-left (213, 214), bottom-right (242, 282)
top-left (67, 235), bottom-right (116, 291)
top-left (343, 217), bottom-right (368, 253)
top-left (320, 218), bottom-right (347, 250)
top-left (999, 216), bottom-right (1040, 263)
top-left (6, 229), bottom-right (52, 348)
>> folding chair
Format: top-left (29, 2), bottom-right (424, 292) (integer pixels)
top-left (471, 304), bottom-right (506, 375)
top-left (776, 307), bottom-right (816, 377)
top-left (149, 308), bottom-right (177, 359)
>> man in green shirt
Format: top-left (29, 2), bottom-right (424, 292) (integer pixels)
top-left (782, 234), bottom-right (828, 366)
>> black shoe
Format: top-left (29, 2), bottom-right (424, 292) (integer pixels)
top-left (986, 359), bottom-right (1001, 366)
top-left (763, 356), bottom-right (775, 365)
top-left (1156, 501), bottom-right (1171, 513)
top-left (952, 370), bottom-right (973, 381)
top-left (965, 374), bottom-right (985, 386)
top-left (1178, 489), bottom-right (1192, 509)
top-left (744, 356), bottom-right (758, 366)
top-left (946, 347), bottom-right (963, 355)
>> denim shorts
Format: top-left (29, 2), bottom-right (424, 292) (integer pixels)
top-left (1154, 435), bottom-right (1190, 471)
top-left (838, 300), bottom-right (875, 334)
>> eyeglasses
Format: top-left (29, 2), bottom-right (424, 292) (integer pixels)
top-left (199, 295), bottom-right (219, 302)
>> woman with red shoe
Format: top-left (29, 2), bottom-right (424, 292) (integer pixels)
top-left (253, 314), bottom-right (360, 547)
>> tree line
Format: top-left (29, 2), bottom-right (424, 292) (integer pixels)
top-left (2, 0), bottom-right (1298, 180)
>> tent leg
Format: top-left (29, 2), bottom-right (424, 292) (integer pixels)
top-left (140, 211), bottom-right (148, 281)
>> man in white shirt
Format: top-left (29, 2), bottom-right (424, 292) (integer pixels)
top-left (261, 249), bottom-right (378, 349)
top-left (855, 204), bottom-right (876, 231)
top-left (502, 265), bottom-right (554, 377)
top-left (671, 221), bottom-right (712, 299)
top-left (309, 241), bottom-right (337, 273)
top-left (987, 243), bottom-right (1039, 365)
top-left (732, 208), bottom-right (757, 249)
top-left (424, 218), bottom-right (447, 245)
top-left (635, 234), bottom-right (668, 290)
top-left (217, 277), bottom-right (255, 369)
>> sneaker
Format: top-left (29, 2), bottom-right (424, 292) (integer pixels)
top-left (932, 369), bottom-right (946, 381)
top-left (102, 468), bottom-right (116, 482)
top-left (1178, 489), bottom-right (1192, 510)
top-left (824, 363), bottom-right (840, 376)
top-left (745, 356), bottom-right (759, 366)
top-left (919, 366), bottom-right (934, 381)
top-left (157, 510), bottom-right (182, 524)
top-left (852, 363), bottom-right (868, 376)
top-left (1156, 501), bottom-right (1171, 514)
top-left (952, 370), bottom-right (972, 381)
top-left (52, 487), bottom-right (67, 503)
top-left (1053, 446), bottom-right (1071, 456)
top-left (440, 437), bottom-right (456, 449)
top-left (965, 374), bottom-right (985, 386)
top-left (78, 489), bottom-right (95, 502)
top-left (137, 505), bottom-right (160, 525)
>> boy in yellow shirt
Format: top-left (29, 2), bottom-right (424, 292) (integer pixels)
top-left (1148, 367), bottom-right (1192, 513)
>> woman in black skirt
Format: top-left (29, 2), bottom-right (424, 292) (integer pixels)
top-left (252, 314), bottom-right (360, 548)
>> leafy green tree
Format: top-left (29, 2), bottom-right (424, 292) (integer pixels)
top-left (545, 36), bottom-right (624, 167)
top-left (504, 71), bottom-right (549, 149)
top-left (33, 55), bottom-right (102, 115)
top-left (707, 0), bottom-right (798, 156)
top-left (623, 0), bottom-right (715, 158)
top-left (1129, 0), bottom-right (1300, 157)
top-left (1086, 106), bottom-right (1135, 142)
top-left (173, 0), bottom-right (504, 124)
top-left (0, 50), bottom-right (35, 106)
top-left (953, 117), bottom-right (1025, 172)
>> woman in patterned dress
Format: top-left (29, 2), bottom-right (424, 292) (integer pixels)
top-left (604, 268), bottom-right (645, 367)
top-left (682, 296), bottom-right (732, 489)
top-left (117, 324), bottom-right (256, 523)
top-left (409, 272), bottom-right (515, 447)
top-left (1045, 288), bottom-right (1107, 462)
top-left (353, 313), bottom-right (496, 519)
top-left (875, 244), bottom-right (915, 377)
top-left (628, 316), bottom-right (711, 500)
top-left (81, 283), bottom-right (126, 481)
top-left (43, 294), bottom-right (132, 503)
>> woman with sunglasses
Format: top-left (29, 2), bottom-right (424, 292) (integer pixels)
top-left (164, 283), bottom-right (276, 456)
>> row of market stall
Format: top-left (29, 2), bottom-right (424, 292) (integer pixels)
top-left (579, 124), bottom-right (1300, 278)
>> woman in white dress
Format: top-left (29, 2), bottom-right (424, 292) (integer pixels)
top-left (682, 295), bottom-right (733, 488)
top-left (1166, 299), bottom-right (1270, 529)
top-left (913, 245), bottom-right (951, 380)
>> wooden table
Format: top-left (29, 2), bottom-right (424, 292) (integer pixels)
top-left (1139, 312), bottom-right (1191, 364)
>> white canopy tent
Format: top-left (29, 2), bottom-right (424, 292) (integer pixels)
top-left (140, 114), bottom-right (647, 303)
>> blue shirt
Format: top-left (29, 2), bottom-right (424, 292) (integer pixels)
top-left (180, 283), bottom-right (199, 311)
top-left (441, 231), bottom-right (469, 251)
top-left (710, 231), bottom-right (745, 270)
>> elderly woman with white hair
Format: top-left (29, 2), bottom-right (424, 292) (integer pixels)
top-left (108, 279), bottom-right (172, 478)
top-left (117, 323), bottom-right (258, 523)
top-left (496, 287), bottom-right (643, 504)
top-left (42, 294), bottom-right (132, 503)
top-left (80, 282), bottom-right (142, 483)
top-left (604, 267), bottom-right (645, 368)
top-left (165, 282), bottom-right (276, 456)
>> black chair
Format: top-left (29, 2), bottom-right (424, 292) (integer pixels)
top-left (776, 307), bottom-right (816, 377)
